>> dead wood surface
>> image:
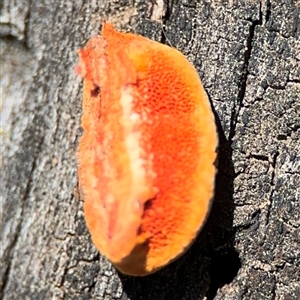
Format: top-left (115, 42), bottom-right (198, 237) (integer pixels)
top-left (1, 0), bottom-right (299, 299)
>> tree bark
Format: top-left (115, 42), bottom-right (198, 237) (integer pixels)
top-left (1, 0), bottom-right (299, 299)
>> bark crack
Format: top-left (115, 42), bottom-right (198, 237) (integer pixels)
top-left (23, 0), bottom-right (32, 50)
top-left (1, 128), bottom-right (44, 299)
top-left (265, 151), bottom-right (279, 225)
top-left (160, 0), bottom-right (172, 45)
top-left (229, 4), bottom-right (263, 143)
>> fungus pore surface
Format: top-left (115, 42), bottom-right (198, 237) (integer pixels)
top-left (76, 22), bottom-right (218, 276)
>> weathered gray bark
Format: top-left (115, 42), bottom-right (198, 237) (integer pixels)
top-left (1, 0), bottom-right (299, 299)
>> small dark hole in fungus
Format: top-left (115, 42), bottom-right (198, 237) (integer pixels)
top-left (143, 198), bottom-right (154, 211)
top-left (91, 86), bottom-right (100, 97)
top-left (136, 197), bottom-right (156, 237)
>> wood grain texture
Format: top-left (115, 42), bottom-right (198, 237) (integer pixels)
top-left (1, 0), bottom-right (299, 299)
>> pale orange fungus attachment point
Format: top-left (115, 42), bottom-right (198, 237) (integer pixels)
top-left (76, 22), bottom-right (218, 276)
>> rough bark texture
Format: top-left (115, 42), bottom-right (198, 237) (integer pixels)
top-left (1, 0), bottom-right (299, 299)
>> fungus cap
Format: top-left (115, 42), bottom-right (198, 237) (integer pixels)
top-left (76, 22), bottom-right (218, 276)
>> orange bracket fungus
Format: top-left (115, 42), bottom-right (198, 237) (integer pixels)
top-left (76, 22), bottom-right (218, 276)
